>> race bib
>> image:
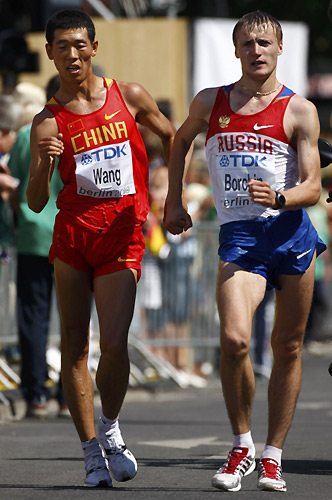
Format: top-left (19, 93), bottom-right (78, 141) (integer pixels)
top-left (215, 151), bottom-right (276, 208)
top-left (74, 140), bottom-right (136, 198)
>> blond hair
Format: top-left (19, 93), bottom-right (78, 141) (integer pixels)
top-left (233, 10), bottom-right (283, 46)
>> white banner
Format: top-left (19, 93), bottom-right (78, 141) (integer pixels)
top-left (192, 18), bottom-right (309, 98)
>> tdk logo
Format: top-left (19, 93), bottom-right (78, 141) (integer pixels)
top-left (219, 155), bottom-right (230, 167)
top-left (81, 144), bottom-right (127, 165)
top-left (219, 153), bottom-right (268, 168)
top-left (82, 153), bottom-right (93, 165)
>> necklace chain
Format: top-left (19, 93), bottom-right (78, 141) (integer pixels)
top-left (238, 82), bottom-right (282, 98)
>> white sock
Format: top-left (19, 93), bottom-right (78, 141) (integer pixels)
top-left (100, 411), bottom-right (119, 429)
top-left (81, 437), bottom-right (102, 461)
top-left (233, 431), bottom-right (255, 457)
top-left (261, 445), bottom-right (282, 464)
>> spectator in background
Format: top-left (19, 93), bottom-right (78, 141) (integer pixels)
top-left (305, 192), bottom-right (332, 345)
top-left (0, 95), bottom-right (21, 165)
top-left (141, 165), bottom-right (170, 358)
top-left (139, 98), bottom-right (175, 172)
top-left (185, 148), bottom-right (217, 222)
top-left (13, 82), bottom-right (46, 130)
top-left (8, 75), bottom-right (68, 418)
top-left (0, 94), bottom-right (21, 263)
top-left (139, 99), bottom-right (204, 376)
top-left (143, 165), bottom-right (199, 372)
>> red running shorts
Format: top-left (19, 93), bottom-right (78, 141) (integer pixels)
top-left (49, 213), bottom-right (145, 281)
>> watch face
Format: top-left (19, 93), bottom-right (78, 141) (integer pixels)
top-left (276, 192), bottom-right (286, 208)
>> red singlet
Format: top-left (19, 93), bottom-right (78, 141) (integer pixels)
top-left (46, 78), bottom-right (149, 279)
top-left (46, 78), bottom-right (149, 232)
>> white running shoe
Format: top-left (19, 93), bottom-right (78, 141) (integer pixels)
top-left (84, 453), bottom-right (112, 488)
top-left (97, 418), bottom-right (137, 482)
top-left (212, 447), bottom-right (256, 492)
top-left (257, 458), bottom-right (287, 492)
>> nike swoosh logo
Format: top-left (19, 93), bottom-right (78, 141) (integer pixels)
top-left (296, 249), bottom-right (312, 260)
top-left (253, 123), bottom-right (274, 131)
top-left (118, 257), bottom-right (137, 262)
top-left (105, 110), bottom-right (121, 120)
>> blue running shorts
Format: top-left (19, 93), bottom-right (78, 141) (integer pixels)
top-left (218, 209), bottom-right (326, 289)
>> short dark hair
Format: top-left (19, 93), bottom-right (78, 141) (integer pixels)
top-left (45, 9), bottom-right (96, 45)
top-left (233, 10), bottom-right (283, 46)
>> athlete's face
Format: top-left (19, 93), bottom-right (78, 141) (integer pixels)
top-left (46, 28), bottom-right (98, 83)
top-left (234, 23), bottom-right (282, 80)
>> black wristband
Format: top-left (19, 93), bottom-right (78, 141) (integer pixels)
top-left (274, 191), bottom-right (286, 209)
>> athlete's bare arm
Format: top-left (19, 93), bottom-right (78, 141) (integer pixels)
top-left (249, 95), bottom-right (321, 209)
top-left (164, 88), bottom-right (218, 235)
top-left (27, 109), bottom-right (64, 213)
top-left (118, 81), bottom-right (176, 164)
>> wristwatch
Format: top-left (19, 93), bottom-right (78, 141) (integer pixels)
top-left (274, 191), bottom-right (286, 209)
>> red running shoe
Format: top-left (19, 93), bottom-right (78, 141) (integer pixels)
top-left (257, 457), bottom-right (287, 492)
top-left (212, 447), bottom-right (256, 491)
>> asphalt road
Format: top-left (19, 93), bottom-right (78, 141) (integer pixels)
top-left (0, 349), bottom-right (331, 499)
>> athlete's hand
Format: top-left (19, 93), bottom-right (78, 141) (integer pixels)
top-left (248, 179), bottom-right (275, 207)
top-left (163, 199), bottom-right (193, 235)
top-left (38, 133), bottom-right (64, 163)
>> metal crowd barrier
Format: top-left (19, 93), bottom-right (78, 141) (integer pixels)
top-left (0, 222), bottom-right (222, 394)
top-left (0, 247), bottom-right (20, 397)
top-left (131, 221), bottom-right (221, 371)
top-left (0, 247), bottom-right (17, 346)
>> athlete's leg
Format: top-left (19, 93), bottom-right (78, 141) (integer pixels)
top-left (94, 268), bottom-right (137, 419)
top-left (53, 258), bottom-right (95, 441)
top-left (266, 255), bottom-right (316, 449)
top-left (217, 261), bottom-right (267, 434)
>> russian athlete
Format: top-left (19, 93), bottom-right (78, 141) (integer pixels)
top-left (164, 10), bottom-right (325, 493)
